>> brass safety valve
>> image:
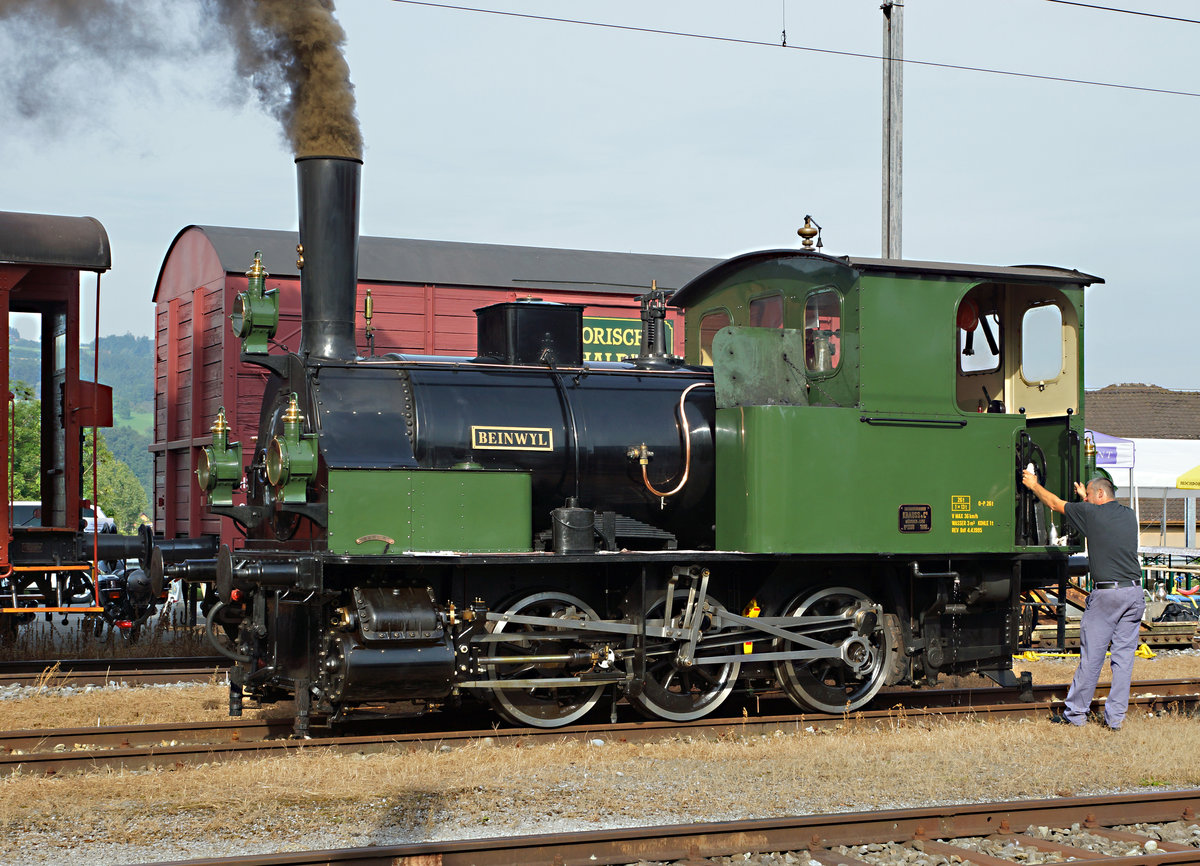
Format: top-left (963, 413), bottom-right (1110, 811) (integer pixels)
top-left (197, 408), bottom-right (243, 506)
top-left (266, 393), bottom-right (318, 502)
top-left (230, 250), bottom-right (279, 354)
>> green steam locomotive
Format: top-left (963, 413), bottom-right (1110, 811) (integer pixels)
top-left (185, 157), bottom-right (1098, 736)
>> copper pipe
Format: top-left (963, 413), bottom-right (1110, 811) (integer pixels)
top-left (641, 381), bottom-right (713, 501)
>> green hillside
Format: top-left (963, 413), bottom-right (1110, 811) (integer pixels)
top-left (9, 332), bottom-right (154, 504)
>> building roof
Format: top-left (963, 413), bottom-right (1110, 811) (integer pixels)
top-left (0, 210), bottom-right (111, 271)
top-left (167, 226), bottom-right (720, 297)
top-left (1086, 384), bottom-right (1200, 441)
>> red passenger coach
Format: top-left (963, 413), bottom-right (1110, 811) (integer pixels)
top-left (151, 227), bottom-right (716, 545)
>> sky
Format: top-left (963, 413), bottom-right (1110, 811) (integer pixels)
top-left (2, 0), bottom-right (1198, 391)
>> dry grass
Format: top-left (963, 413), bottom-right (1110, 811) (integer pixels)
top-left (1, 711), bottom-right (1198, 857)
top-left (1013, 650), bottom-right (1200, 686)
top-left (0, 608), bottom-right (211, 662)
top-left (0, 679), bottom-right (293, 731)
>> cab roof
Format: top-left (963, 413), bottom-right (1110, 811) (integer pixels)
top-left (668, 249), bottom-right (1103, 309)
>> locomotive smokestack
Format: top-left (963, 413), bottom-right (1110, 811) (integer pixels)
top-left (296, 155), bottom-right (361, 361)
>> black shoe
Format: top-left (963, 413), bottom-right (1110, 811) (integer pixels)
top-left (1100, 719), bottom-right (1121, 731)
top-left (1049, 712), bottom-right (1078, 726)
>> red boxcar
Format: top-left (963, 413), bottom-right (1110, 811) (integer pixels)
top-left (151, 227), bottom-right (717, 545)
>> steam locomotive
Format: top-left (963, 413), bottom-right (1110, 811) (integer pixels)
top-left (176, 156), bottom-right (1100, 735)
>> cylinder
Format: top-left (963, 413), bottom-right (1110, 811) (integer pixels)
top-left (323, 633), bottom-right (454, 703)
top-left (296, 156), bottom-right (361, 361)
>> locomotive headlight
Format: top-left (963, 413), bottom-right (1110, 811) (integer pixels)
top-left (196, 408), bottom-right (242, 506)
top-left (230, 293), bottom-right (252, 337)
top-left (230, 251), bottom-right (279, 354)
top-left (266, 436), bottom-right (289, 487)
top-left (267, 394), bottom-right (318, 502)
top-left (197, 448), bottom-right (215, 490)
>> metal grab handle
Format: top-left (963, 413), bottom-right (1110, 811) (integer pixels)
top-left (859, 416), bottom-right (967, 428)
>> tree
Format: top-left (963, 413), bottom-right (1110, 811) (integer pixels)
top-left (82, 432), bottom-right (149, 534)
top-left (9, 381), bottom-right (41, 500)
top-left (102, 425), bottom-right (152, 505)
top-left (8, 381), bottom-right (149, 533)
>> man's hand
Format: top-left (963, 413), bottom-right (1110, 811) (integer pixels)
top-left (1022, 469), bottom-right (1067, 514)
top-left (1073, 481), bottom-right (1087, 499)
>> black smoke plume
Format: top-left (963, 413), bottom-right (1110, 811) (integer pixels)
top-left (0, 0), bottom-right (361, 158)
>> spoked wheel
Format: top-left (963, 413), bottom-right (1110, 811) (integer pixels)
top-left (773, 585), bottom-right (894, 714)
top-left (625, 590), bottom-right (741, 721)
top-left (484, 591), bottom-right (606, 728)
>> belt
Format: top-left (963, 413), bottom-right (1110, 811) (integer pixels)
top-left (1093, 581), bottom-right (1139, 590)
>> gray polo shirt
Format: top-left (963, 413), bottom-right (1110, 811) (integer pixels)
top-left (1062, 500), bottom-right (1141, 583)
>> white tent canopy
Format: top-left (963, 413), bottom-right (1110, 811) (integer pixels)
top-left (1123, 438), bottom-right (1200, 499)
top-left (1091, 433), bottom-right (1200, 547)
top-left (1091, 429), bottom-right (1135, 470)
top-left (1090, 430), bottom-right (1136, 516)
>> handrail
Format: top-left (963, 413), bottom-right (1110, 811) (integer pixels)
top-left (859, 416), bottom-right (966, 428)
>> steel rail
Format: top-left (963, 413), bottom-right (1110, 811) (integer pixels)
top-left (140, 789), bottom-right (1200, 866)
top-left (4, 680), bottom-right (1198, 776)
top-left (0, 655), bottom-right (228, 687)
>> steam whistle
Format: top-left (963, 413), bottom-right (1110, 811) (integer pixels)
top-left (797, 215), bottom-right (823, 251)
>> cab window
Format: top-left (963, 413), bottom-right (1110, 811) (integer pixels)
top-left (957, 298), bottom-right (1001, 374)
top-left (1021, 303), bottom-right (1063, 382)
top-left (748, 294), bottom-right (783, 329)
top-left (698, 310), bottom-right (731, 365)
top-left (804, 289), bottom-right (841, 375)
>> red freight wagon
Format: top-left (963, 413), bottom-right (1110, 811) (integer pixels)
top-left (151, 227), bottom-right (717, 545)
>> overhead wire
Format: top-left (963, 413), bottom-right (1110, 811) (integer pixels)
top-left (1038, 0), bottom-right (1200, 25)
top-left (387, 0), bottom-right (1200, 99)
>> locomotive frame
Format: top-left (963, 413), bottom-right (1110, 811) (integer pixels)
top-left (170, 157), bottom-right (1100, 736)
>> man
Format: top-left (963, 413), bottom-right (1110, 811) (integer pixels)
top-left (1021, 470), bottom-right (1145, 730)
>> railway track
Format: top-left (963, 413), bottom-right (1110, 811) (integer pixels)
top-left (5, 678), bottom-right (1198, 775)
top-left (0, 655), bottom-right (228, 687)
top-left (142, 789), bottom-right (1200, 865)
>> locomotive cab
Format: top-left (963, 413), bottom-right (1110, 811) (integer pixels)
top-left (667, 244), bottom-right (1100, 696)
top-left (954, 279), bottom-right (1088, 547)
top-left (671, 249), bottom-right (1098, 556)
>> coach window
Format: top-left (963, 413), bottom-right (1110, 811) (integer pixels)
top-left (804, 289), bottom-right (841, 375)
top-left (698, 310), bottom-right (731, 365)
top-left (749, 294), bottom-right (783, 329)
